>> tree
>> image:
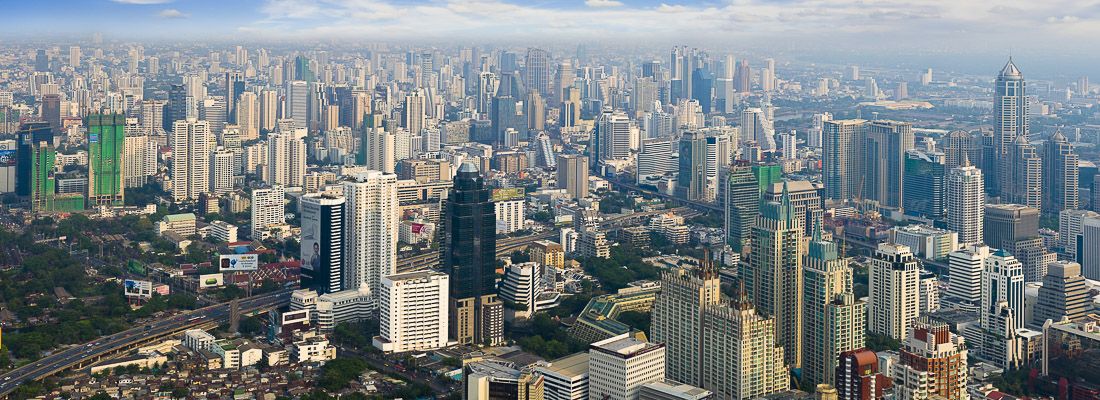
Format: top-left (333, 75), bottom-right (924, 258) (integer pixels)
top-left (317, 358), bottom-right (369, 392)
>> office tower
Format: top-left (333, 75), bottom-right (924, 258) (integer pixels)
top-left (734, 60), bottom-right (751, 93)
top-left (1043, 130), bottom-right (1079, 214)
top-left (537, 352), bottom-right (589, 400)
top-left (868, 243), bottom-right (920, 340)
top-left (863, 121), bottom-right (914, 208)
top-left (364, 127), bottom-right (396, 174)
top-left (1081, 216), bottom-right (1100, 279)
top-left (902, 149), bottom-right (945, 220)
top-left (34, 49), bottom-right (48, 71)
top-left (375, 271), bottom-right (449, 353)
top-left (835, 349), bottom-right (889, 400)
top-left (561, 87), bottom-right (582, 128)
top-left (803, 228), bottom-right (865, 387)
top-left (1003, 237), bottom-right (1056, 283)
top-left (165, 84), bottom-right (187, 131)
top-left (993, 58), bottom-right (1028, 197)
top-left (465, 361), bottom-right (545, 400)
top-left (200, 97), bottom-right (227, 135)
top-left (1094, 175), bottom-right (1100, 212)
top-left (893, 318), bottom-right (969, 400)
top-left (1031, 261), bottom-right (1090, 328)
top-left (403, 89), bottom-right (426, 135)
top-left (676, 131), bottom-right (708, 202)
top-left (636, 138), bottom-right (675, 182)
top-left (67, 45), bottom-right (80, 67)
top-left (555, 60), bottom-right (575, 106)
top-left (1059, 209), bottom-right (1099, 260)
top-left (651, 265), bottom-right (722, 387)
top-left (724, 164), bottom-right (759, 254)
top-left (86, 114), bottom-right (125, 207)
top-left (343, 170), bottom-right (399, 309)
top-left (286, 80), bottom-right (309, 130)
top-left (491, 95), bottom-right (521, 143)
top-left (743, 185), bottom-right (803, 368)
top-left (250, 185), bottom-right (285, 238)
top-left (301, 193), bottom-right (345, 294)
top-left (807, 113), bottom-right (831, 148)
top-left (225, 72), bottom-right (245, 121)
top-left (595, 111), bottom-right (634, 162)
top-left (524, 48), bottom-right (551, 98)
top-left (1002, 134), bottom-right (1041, 208)
top-left (209, 147), bottom-right (235, 194)
top-left (259, 89), bottom-right (278, 133)
top-left (170, 119), bottom-right (211, 202)
top-left (942, 130), bottom-right (981, 170)
top-left (41, 94), bottom-right (61, 135)
top-left (587, 334), bottom-right (666, 400)
top-left (980, 250), bottom-right (1025, 333)
top-left (983, 204), bottom-right (1038, 249)
top-left (823, 119), bottom-right (865, 202)
top-left (294, 55), bottom-right (315, 82)
top-left (15, 122), bottom-right (52, 197)
top-left (632, 78), bottom-right (658, 117)
top-left (498, 262), bottom-right (541, 319)
top-left (701, 289), bottom-right (791, 399)
top-left (740, 108), bottom-right (776, 151)
top-left (945, 164), bottom-right (985, 246)
top-left (236, 91), bottom-right (259, 140)
top-left (557, 154), bottom-right (589, 200)
top-left (946, 245), bottom-right (990, 304)
top-left (266, 131), bottom-right (306, 187)
top-left (23, 132), bottom-right (56, 211)
top-left (445, 163), bottom-right (503, 346)
top-left (523, 90), bottom-right (546, 134)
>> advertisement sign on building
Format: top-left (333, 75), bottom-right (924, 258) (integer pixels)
top-left (124, 279), bottom-right (153, 299)
top-left (491, 187), bottom-right (525, 202)
top-left (199, 273), bottom-right (224, 288)
top-left (219, 254), bottom-right (259, 272)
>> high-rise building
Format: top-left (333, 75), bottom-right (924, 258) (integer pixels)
top-left (343, 170), bottom-right (399, 309)
top-left (286, 80), bottom-right (309, 130)
top-left (498, 262), bottom-right (542, 319)
top-left (209, 147), bottom-right (236, 194)
top-left (946, 245), bottom-right (990, 304)
top-left (596, 111), bottom-right (635, 162)
top-left (1002, 237), bottom-right (1056, 283)
top-left (993, 58), bottom-right (1028, 198)
top-left (1031, 261), bottom-right (1090, 329)
top-left (236, 91), bottom-right (259, 140)
top-left (374, 271), bottom-right (449, 353)
top-left (300, 193), bottom-right (346, 294)
top-left (225, 71), bottom-right (245, 122)
top-left (734, 59), bottom-right (751, 93)
top-left (983, 204), bottom-right (1038, 249)
top-left (266, 132), bottom-right (306, 187)
top-left (724, 164), bottom-right (759, 254)
top-left (1079, 216), bottom-right (1100, 280)
top-left (803, 227), bottom-right (865, 387)
top-left (16, 122), bottom-right (53, 198)
top-left (123, 131), bottom-right (156, 188)
top-left (868, 243), bottom-right (920, 340)
top-left (445, 163), bottom-right (503, 346)
top-left (403, 89), bottom-right (426, 135)
top-left (557, 154), bottom-right (589, 200)
top-left (1042, 130), bottom-right (1079, 214)
top-left (980, 250), bottom-right (1025, 333)
top-left (1058, 209), bottom-right (1099, 261)
top-left (700, 288), bottom-right (791, 399)
top-left (762, 180), bottom-right (825, 237)
top-left (863, 121), bottom-right (914, 208)
top-left (524, 48), bottom-right (551, 98)
top-left (823, 119), bottom-right (865, 202)
top-left (85, 114), bottom-right (125, 207)
top-left (651, 265), bottom-right (721, 387)
top-left (165, 84), bottom-right (188, 131)
top-left (170, 119), bottom-right (211, 202)
top-left (740, 108), bottom-right (776, 151)
top-left (942, 130), bottom-right (981, 171)
top-left (677, 131), bottom-right (708, 202)
top-left (536, 352), bottom-right (589, 400)
top-left (835, 348), bottom-right (889, 400)
top-left (364, 127), bottom-right (396, 174)
top-left (893, 318), bottom-right (969, 400)
top-left (250, 185), bottom-right (285, 238)
top-left (41, 94), bottom-right (61, 135)
top-left (587, 334), bottom-right (666, 400)
top-left (902, 149), bottom-right (945, 220)
top-left (945, 163), bottom-right (985, 246)
top-left (1003, 134), bottom-right (1041, 208)
top-left (743, 184), bottom-right (803, 368)
top-left (259, 89), bottom-right (278, 133)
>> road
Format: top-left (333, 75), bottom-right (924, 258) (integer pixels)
top-left (0, 290), bottom-right (293, 397)
top-left (604, 177), bottom-right (724, 213)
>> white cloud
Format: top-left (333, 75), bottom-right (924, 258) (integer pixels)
top-left (585, 0), bottom-right (624, 7)
top-left (111, 0), bottom-right (172, 4)
top-left (157, 8), bottom-right (188, 18)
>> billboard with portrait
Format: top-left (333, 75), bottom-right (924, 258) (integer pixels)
top-left (124, 279), bottom-right (153, 299)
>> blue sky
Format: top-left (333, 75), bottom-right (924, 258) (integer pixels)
top-left (3, 0), bottom-right (1100, 61)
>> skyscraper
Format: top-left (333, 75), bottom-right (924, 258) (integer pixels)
top-left (1031, 261), bottom-right (1090, 328)
top-left (41, 94), bottom-right (61, 135)
top-left (587, 334), bottom-right (666, 400)
top-left (724, 164), bottom-right (759, 254)
top-left (835, 348), bottom-right (889, 400)
top-left (343, 170), bottom-right (399, 309)
top-left (250, 185), bottom-right (285, 239)
top-left (946, 245), bottom-right (990, 305)
top-left (209, 147), bottom-right (235, 194)
top-left (983, 204), bottom-right (1038, 249)
top-left (902, 149), bottom-right (945, 220)
top-left (700, 289), bottom-right (790, 399)
top-left (993, 58), bottom-right (1028, 198)
top-left (945, 163), bottom-right (985, 246)
top-left (301, 193), bottom-right (346, 294)
top-left (942, 130), bottom-right (981, 171)
top-left (556, 154), bottom-right (589, 200)
top-left (86, 114), bottom-right (125, 207)
top-left (676, 131), bottom-right (708, 202)
top-left (863, 121), bottom-right (913, 208)
top-left (170, 119), bottom-right (211, 202)
top-left (524, 48), bottom-right (551, 98)
top-left (803, 227), bottom-right (865, 387)
top-left (893, 318), bottom-right (969, 400)
top-left (977, 249), bottom-right (1025, 367)
top-left (868, 243), bottom-right (920, 340)
top-left (651, 265), bottom-right (721, 387)
top-left (1042, 130), bottom-right (1079, 214)
top-left (403, 89), bottom-right (426, 135)
top-left (1003, 134), bottom-right (1041, 208)
top-left (165, 84), bottom-right (187, 131)
top-left (267, 131), bottom-right (306, 187)
top-left (823, 119), bottom-right (865, 202)
top-left (236, 91), bottom-right (259, 140)
top-left (445, 163), bottom-right (503, 346)
top-left (225, 71), bottom-right (245, 122)
top-left (286, 80), bottom-right (309, 130)
top-left (740, 108), bottom-right (776, 151)
top-left (743, 184), bottom-right (803, 368)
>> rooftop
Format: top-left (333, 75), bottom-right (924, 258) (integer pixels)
top-left (538, 352), bottom-right (589, 377)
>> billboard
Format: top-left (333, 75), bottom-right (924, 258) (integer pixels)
top-left (124, 279), bottom-right (153, 299)
top-left (199, 273), bottom-right (224, 288)
top-left (492, 188), bottom-right (525, 202)
top-left (219, 254), bottom-right (258, 272)
top-left (0, 149), bottom-right (14, 167)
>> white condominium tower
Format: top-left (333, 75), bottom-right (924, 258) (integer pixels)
top-left (945, 163), bottom-right (985, 246)
top-left (343, 170), bottom-right (399, 309)
top-left (170, 118), bottom-right (211, 202)
top-left (868, 243), bottom-right (920, 340)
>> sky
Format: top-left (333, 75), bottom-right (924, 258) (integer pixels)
top-left (4, 0), bottom-right (1100, 76)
